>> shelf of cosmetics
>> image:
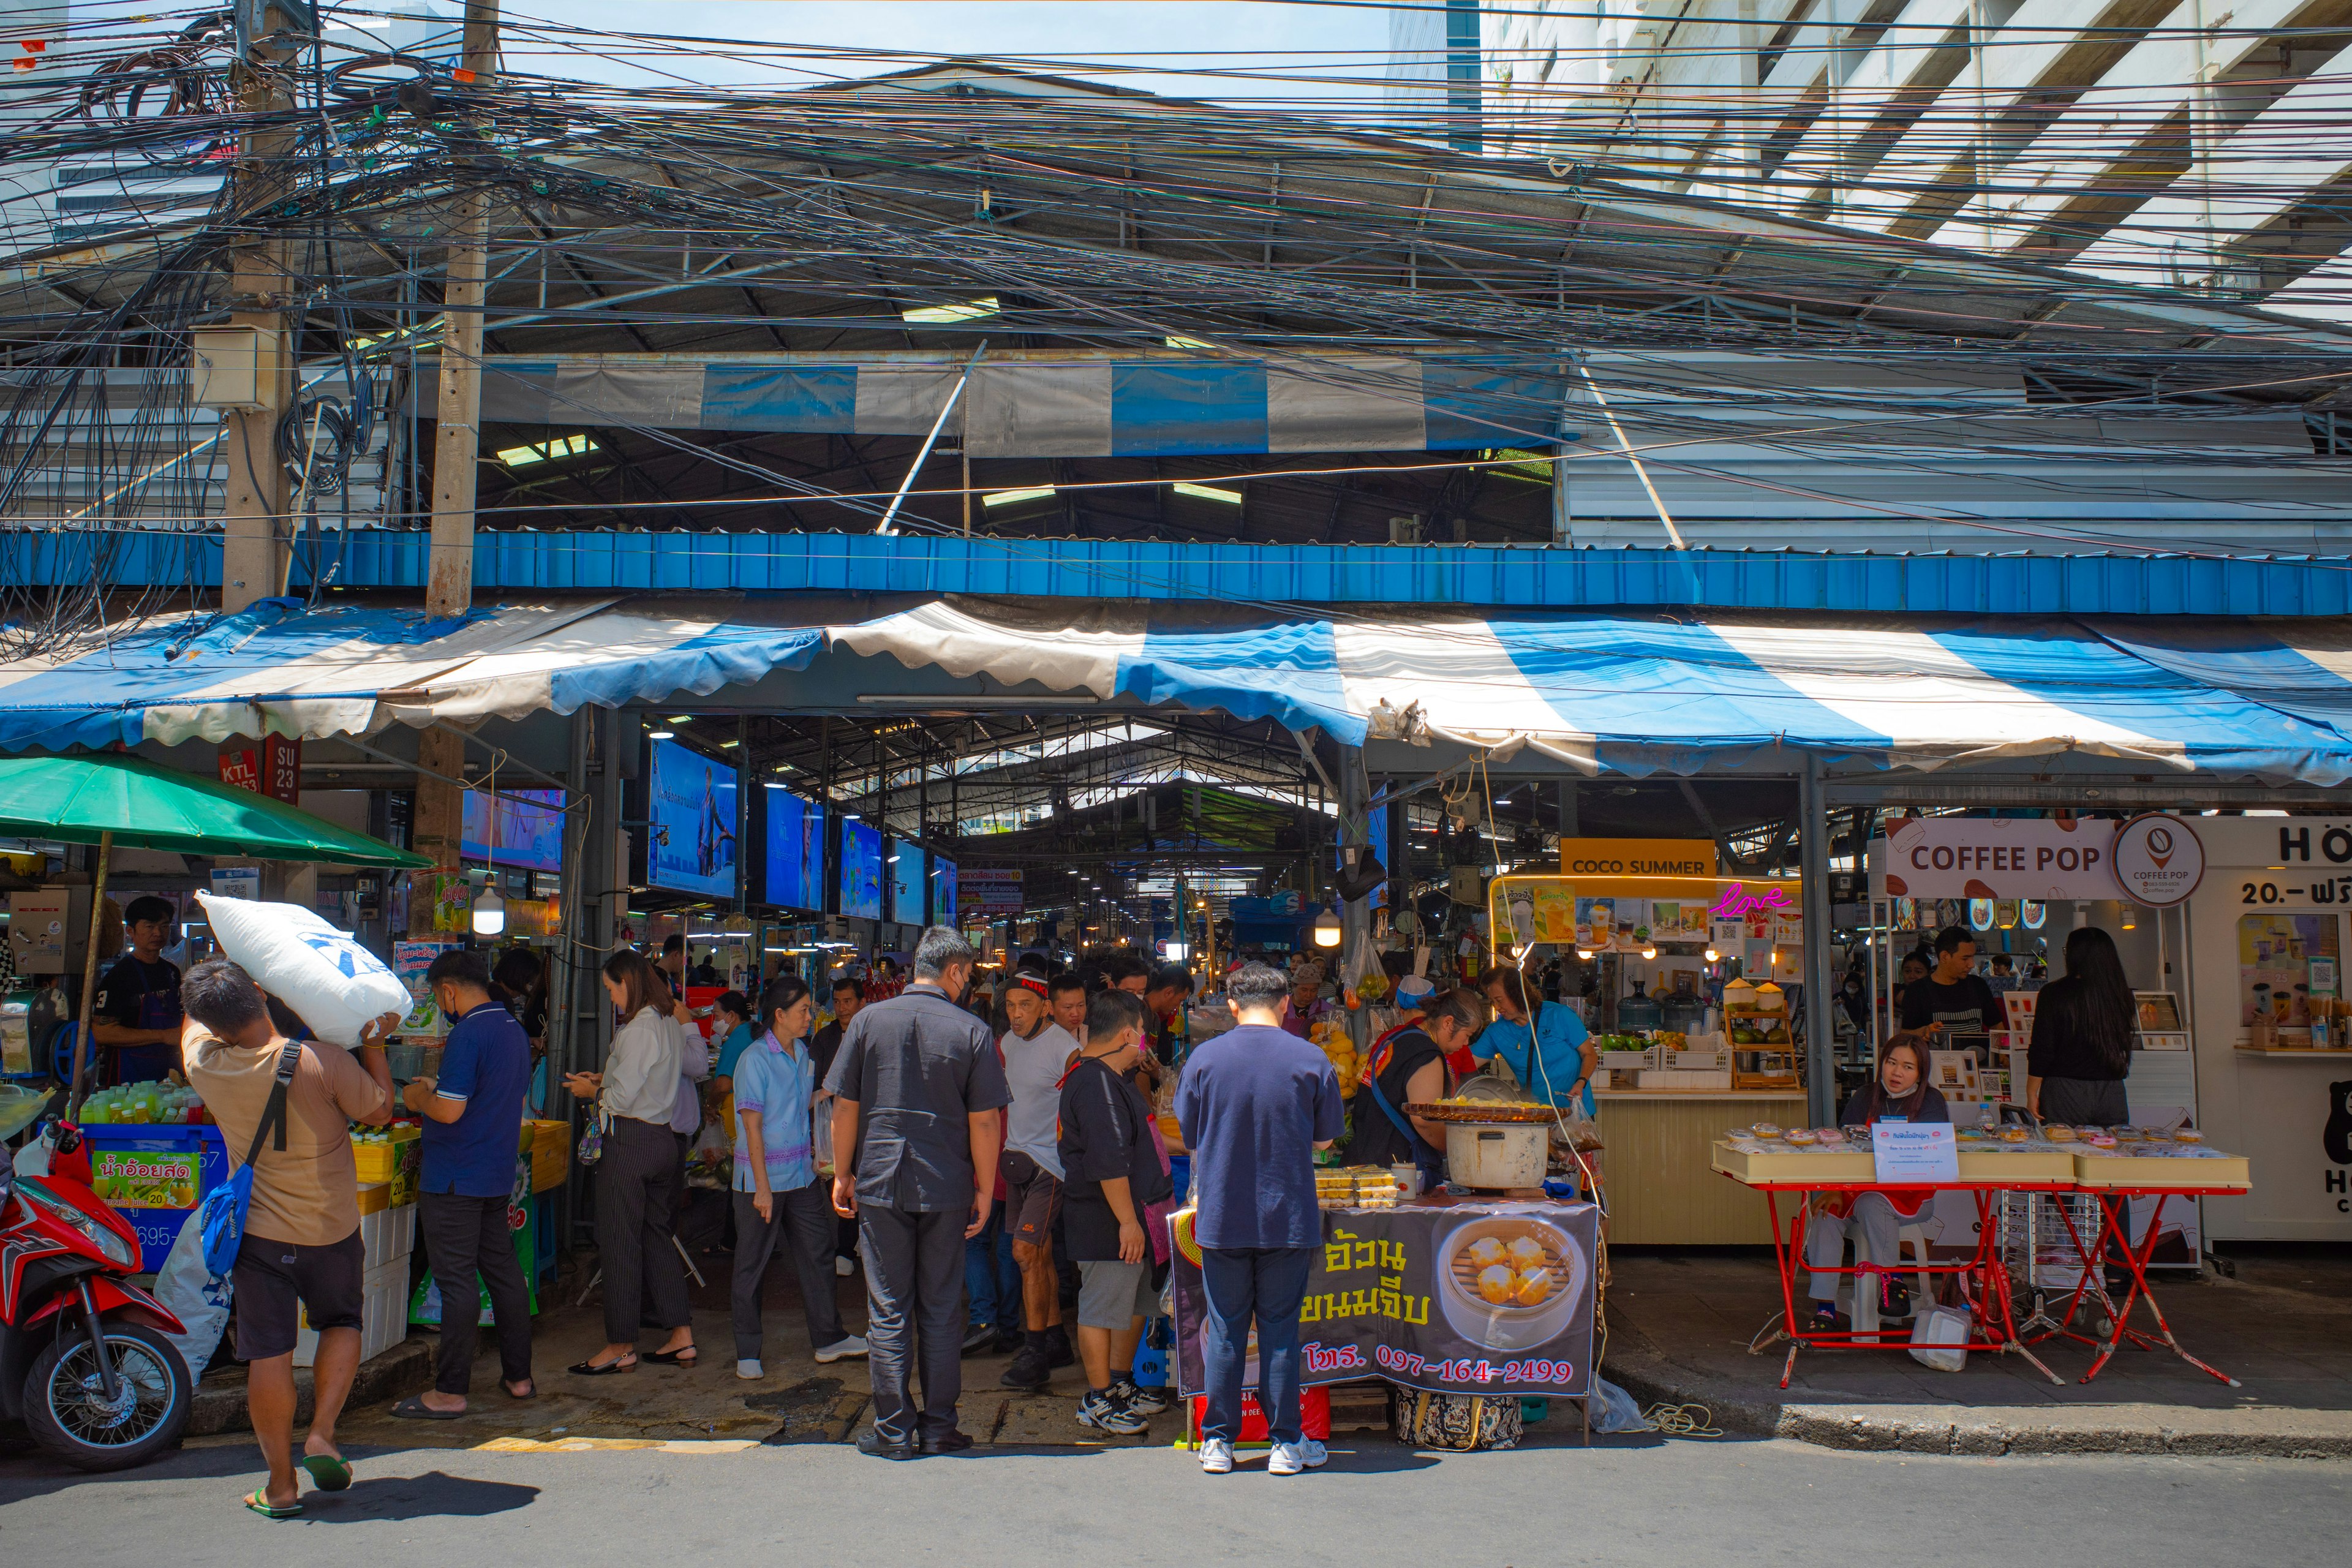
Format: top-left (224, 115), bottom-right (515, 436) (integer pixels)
top-left (1594, 978), bottom-right (1799, 1091)
top-left (1714, 1120), bottom-right (2250, 1189)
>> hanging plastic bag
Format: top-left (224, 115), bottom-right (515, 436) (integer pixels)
top-left (1909, 1302), bottom-right (1972, 1373)
top-left (154, 1207), bottom-right (233, 1378)
top-left (195, 893), bottom-right (410, 1047)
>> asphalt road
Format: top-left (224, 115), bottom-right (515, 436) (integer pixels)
top-left (1, 1431), bottom-right (2344, 1566)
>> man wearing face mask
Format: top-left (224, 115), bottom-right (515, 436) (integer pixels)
top-left (825, 927), bottom-right (1011, 1459)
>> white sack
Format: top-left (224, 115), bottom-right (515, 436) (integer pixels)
top-left (193, 892), bottom-right (411, 1047)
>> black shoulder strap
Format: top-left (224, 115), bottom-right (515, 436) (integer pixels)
top-left (243, 1041), bottom-right (303, 1167)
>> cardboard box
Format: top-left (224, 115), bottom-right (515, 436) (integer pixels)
top-left (523, 1119), bottom-right (570, 1192)
top-left (83, 1126), bottom-right (227, 1272)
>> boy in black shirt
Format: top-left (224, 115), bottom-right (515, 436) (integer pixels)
top-left (92, 894), bottom-right (184, 1084)
top-left (1899, 925), bottom-right (2002, 1041)
top-left (1057, 989), bottom-right (1174, 1436)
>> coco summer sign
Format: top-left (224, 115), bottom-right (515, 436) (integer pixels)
top-left (2111, 814), bottom-right (2205, 907)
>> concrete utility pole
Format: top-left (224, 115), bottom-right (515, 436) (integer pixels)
top-left (218, 4), bottom-right (302, 612)
top-left (410, 1), bottom-right (499, 934)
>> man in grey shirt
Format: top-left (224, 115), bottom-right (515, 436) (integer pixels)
top-left (826, 927), bottom-right (1010, 1457)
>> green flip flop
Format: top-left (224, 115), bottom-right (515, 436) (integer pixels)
top-left (298, 1453), bottom-right (353, 1492)
top-left (243, 1488), bottom-right (303, 1520)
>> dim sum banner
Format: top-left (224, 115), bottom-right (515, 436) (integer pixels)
top-left (1169, 1200), bottom-right (1599, 1400)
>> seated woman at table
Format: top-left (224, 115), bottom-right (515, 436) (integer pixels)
top-left (1805, 1031), bottom-right (1949, 1329)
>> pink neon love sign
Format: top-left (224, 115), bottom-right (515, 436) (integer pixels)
top-left (1709, 883), bottom-right (1796, 921)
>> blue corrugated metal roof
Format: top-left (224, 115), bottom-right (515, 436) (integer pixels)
top-left (10, 528), bottom-right (2352, 616)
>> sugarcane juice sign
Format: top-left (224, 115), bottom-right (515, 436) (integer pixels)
top-left (1170, 1202), bottom-right (1599, 1399)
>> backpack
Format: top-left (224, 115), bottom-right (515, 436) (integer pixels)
top-left (197, 1041), bottom-right (303, 1278)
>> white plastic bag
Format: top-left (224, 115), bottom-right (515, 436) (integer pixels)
top-left (1908, 1302), bottom-right (1971, 1373)
top-left (194, 893), bottom-right (410, 1047)
top-left (154, 1207), bottom-right (233, 1377)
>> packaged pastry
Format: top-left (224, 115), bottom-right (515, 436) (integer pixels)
top-left (2174, 1128), bottom-right (2205, 1144)
top-left (1784, 1129), bottom-right (1820, 1146)
top-left (2045, 1125), bottom-right (2078, 1142)
top-left (1814, 1127), bottom-right (1847, 1145)
top-left (1751, 1122), bottom-right (1784, 1139)
top-left (1999, 1126), bottom-right (2030, 1143)
top-left (2087, 1131), bottom-right (2118, 1148)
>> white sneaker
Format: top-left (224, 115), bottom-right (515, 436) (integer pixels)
top-left (1268, 1438), bottom-right (1327, 1475)
top-left (736, 1359), bottom-right (764, 1381)
top-left (835, 1255), bottom-right (854, 1277)
top-left (1199, 1437), bottom-right (1235, 1474)
top-left (815, 1335), bottom-right (869, 1363)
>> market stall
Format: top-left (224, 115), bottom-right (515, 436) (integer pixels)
top-left (1487, 851), bottom-right (1812, 1244)
top-left (1714, 1120), bottom-right (2248, 1387)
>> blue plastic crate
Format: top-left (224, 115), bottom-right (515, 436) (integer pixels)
top-left (81, 1125), bottom-right (227, 1272)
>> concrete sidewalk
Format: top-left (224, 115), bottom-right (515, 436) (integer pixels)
top-left (1599, 1247), bottom-right (2352, 1458)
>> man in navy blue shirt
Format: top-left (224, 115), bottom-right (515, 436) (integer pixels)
top-left (1175, 961), bottom-right (1343, 1478)
top-left (391, 948), bottom-right (535, 1417)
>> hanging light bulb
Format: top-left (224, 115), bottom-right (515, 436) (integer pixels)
top-left (2119, 903), bottom-right (2139, 930)
top-left (1575, 948), bottom-right (1594, 960)
top-left (1312, 907), bottom-right (1343, 949)
top-left (1642, 945), bottom-right (1657, 960)
top-left (471, 882), bottom-right (506, 937)
top-left (1705, 948), bottom-right (1720, 963)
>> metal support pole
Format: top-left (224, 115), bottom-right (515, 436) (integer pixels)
top-left (1339, 744), bottom-right (1371, 1049)
top-left (219, 17), bottom-right (298, 612)
top-left (67, 832), bottom-right (111, 1117)
top-left (1801, 757), bottom-right (1836, 1126)
top-left (877, 342), bottom-right (986, 535)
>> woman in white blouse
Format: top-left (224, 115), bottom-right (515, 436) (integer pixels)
top-left (562, 949), bottom-right (696, 1373)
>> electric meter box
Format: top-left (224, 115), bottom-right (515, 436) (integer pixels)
top-left (190, 325), bottom-right (284, 410)
top-left (8, 887), bottom-right (91, 976)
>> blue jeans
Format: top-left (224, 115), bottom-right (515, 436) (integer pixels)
top-left (1199, 1245), bottom-right (1316, 1446)
top-left (963, 1211), bottom-right (1020, 1329)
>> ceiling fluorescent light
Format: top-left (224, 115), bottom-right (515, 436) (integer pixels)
top-left (903, 296), bottom-right (999, 324)
top-left (982, 485), bottom-right (1056, 508)
top-left (1174, 482), bottom-right (1242, 504)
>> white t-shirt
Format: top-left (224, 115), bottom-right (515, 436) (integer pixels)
top-left (1000, 1022), bottom-right (1079, 1179)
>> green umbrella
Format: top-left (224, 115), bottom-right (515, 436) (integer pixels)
top-left (0, 751), bottom-right (430, 868)
top-left (0, 750), bottom-right (431, 1113)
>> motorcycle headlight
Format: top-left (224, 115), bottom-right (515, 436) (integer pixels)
top-left (13, 1177), bottom-right (139, 1269)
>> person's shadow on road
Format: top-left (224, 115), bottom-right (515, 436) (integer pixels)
top-left (295, 1470), bottom-right (537, 1522)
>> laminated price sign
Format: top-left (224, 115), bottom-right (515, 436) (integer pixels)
top-left (1871, 1121), bottom-right (1959, 1184)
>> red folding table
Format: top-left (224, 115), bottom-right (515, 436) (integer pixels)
top-left (2027, 1166), bottom-right (2248, 1388)
top-left (1714, 1142), bottom-right (2076, 1389)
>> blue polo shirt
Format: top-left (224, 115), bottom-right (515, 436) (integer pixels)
top-left (421, 1000), bottom-right (533, 1199)
top-left (1174, 1022), bottom-right (1344, 1250)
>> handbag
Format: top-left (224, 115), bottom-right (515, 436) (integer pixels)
top-left (577, 1102), bottom-right (609, 1167)
top-left (197, 1041), bottom-right (302, 1278)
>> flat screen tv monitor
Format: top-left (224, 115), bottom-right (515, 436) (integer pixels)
top-left (646, 735), bottom-right (737, 899)
top-left (933, 858), bottom-right (958, 924)
top-left (763, 787), bottom-right (826, 911)
top-left (889, 838), bottom-right (925, 926)
top-left (839, 818), bottom-right (882, 920)
top-left (461, 788), bottom-right (565, 875)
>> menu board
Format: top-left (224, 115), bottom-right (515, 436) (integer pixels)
top-left (2237, 913), bottom-right (2339, 1029)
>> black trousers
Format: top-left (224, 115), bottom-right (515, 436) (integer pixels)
top-left (596, 1116), bottom-right (692, 1346)
top-left (858, 1203), bottom-right (967, 1446)
top-left (732, 1183), bottom-right (848, 1360)
top-left (420, 1189), bottom-right (533, 1396)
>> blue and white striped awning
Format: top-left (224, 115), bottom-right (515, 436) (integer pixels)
top-left (7, 596), bottom-right (2352, 785)
top-left (0, 597), bottom-right (823, 752)
top-left (411, 352), bottom-right (1574, 456)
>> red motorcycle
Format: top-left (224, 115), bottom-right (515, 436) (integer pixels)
top-left (1, 1121), bottom-right (192, 1470)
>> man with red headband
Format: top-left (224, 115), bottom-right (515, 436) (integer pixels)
top-left (997, 962), bottom-right (1080, 1390)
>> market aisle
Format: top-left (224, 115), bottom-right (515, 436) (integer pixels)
top-left (1, 1431), bottom-right (2344, 1566)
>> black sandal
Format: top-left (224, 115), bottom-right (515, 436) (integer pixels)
top-left (642, 1346), bottom-right (698, 1366)
top-left (568, 1355), bottom-right (637, 1376)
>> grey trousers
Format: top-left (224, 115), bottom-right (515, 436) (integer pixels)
top-left (731, 1183), bottom-right (848, 1360)
top-left (1806, 1192), bottom-right (1905, 1302)
top-left (858, 1202), bottom-right (968, 1446)
top-left (2039, 1076), bottom-right (2130, 1126)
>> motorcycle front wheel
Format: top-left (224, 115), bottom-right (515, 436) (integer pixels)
top-left (24, 1322), bottom-right (192, 1471)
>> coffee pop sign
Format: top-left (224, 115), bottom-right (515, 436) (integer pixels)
top-left (2111, 814), bottom-right (2205, 907)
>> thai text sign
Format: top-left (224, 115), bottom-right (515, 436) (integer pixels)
top-left (1170, 1200), bottom-right (1598, 1399)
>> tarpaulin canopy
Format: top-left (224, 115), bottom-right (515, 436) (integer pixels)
top-left (0, 596), bottom-right (826, 752)
top-left (0, 752), bottom-right (430, 865)
top-left (7, 595), bottom-right (2352, 785)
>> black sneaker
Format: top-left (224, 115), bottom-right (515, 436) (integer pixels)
top-left (1042, 1329), bottom-right (1075, 1370)
top-left (1109, 1377), bottom-right (1169, 1416)
top-left (1076, 1387), bottom-right (1149, 1436)
top-left (1811, 1301), bottom-right (1848, 1332)
top-left (962, 1322), bottom-right (998, 1355)
top-left (920, 1428), bottom-right (974, 1454)
top-left (991, 1327), bottom-right (1025, 1355)
top-left (1000, 1343), bottom-right (1052, 1390)
top-left (856, 1431), bottom-right (915, 1460)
